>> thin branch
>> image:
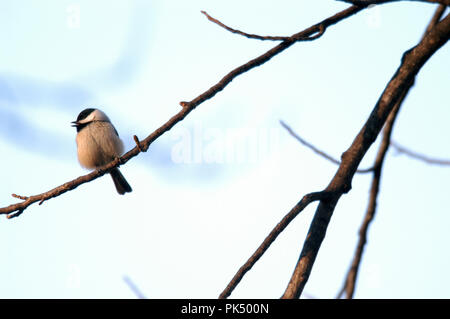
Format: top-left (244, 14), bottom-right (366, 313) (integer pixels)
top-left (390, 141), bottom-right (450, 165)
top-left (201, 11), bottom-right (325, 41)
top-left (123, 275), bottom-right (146, 299)
top-left (219, 191), bottom-right (335, 299)
top-left (424, 4), bottom-right (448, 35)
top-left (337, 92), bottom-right (404, 299)
top-left (219, 4), bottom-right (448, 299)
top-left (337, 0), bottom-right (450, 6)
top-left (279, 120), bottom-right (374, 173)
top-left (388, 4), bottom-right (449, 168)
top-left (281, 13), bottom-right (450, 299)
top-left (216, 6), bottom-right (370, 298)
top-left (11, 194), bottom-right (28, 200)
top-left (337, 5), bottom-right (447, 299)
top-left (133, 135), bottom-right (144, 153)
top-left (0, 5), bottom-right (364, 219)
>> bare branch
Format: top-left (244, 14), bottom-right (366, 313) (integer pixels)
top-left (0, 5), bottom-right (365, 219)
top-left (11, 194), bottom-right (28, 200)
top-left (390, 141), bottom-right (450, 166)
top-left (338, 5), bottom-right (448, 298)
top-left (133, 135), bottom-right (144, 153)
top-left (279, 120), bottom-right (374, 174)
top-left (123, 275), bottom-right (146, 299)
top-left (219, 4), bottom-right (447, 299)
top-left (219, 191), bottom-right (335, 299)
top-left (281, 13), bottom-right (450, 299)
top-left (337, 94), bottom-right (404, 299)
top-left (216, 6), bottom-right (371, 298)
top-left (201, 11), bottom-right (325, 41)
top-left (337, 0), bottom-right (450, 6)
top-left (424, 5), bottom-right (448, 35)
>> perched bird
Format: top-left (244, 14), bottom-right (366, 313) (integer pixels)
top-left (72, 108), bottom-right (132, 195)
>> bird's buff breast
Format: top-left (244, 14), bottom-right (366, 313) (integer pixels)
top-left (76, 122), bottom-right (124, 169)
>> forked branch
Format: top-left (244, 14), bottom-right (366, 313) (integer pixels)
top-left (219, 191), bottom-right (335, 299)
top-left (338, 5), bottom-right (447, 298)
top-left (0, 5), bottom-right (364, 219)
top-left (281, 12), bottom-right (450, 299)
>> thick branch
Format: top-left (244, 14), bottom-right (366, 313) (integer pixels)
top-left (219, 191), bottom-right (334, 299)
top-left (338, 94), bottom-right (403, 299)
top-left (281, 13), bottom-right (450, 299)
top-left (338, 5), bottom-right (447, 299)
top-left (1, 5), bottom-right (364, 219)
top-left (214, 6), bottom-right (369, 298)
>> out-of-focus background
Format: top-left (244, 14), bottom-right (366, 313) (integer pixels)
top-left (0, 0), bottom-right (449, 298)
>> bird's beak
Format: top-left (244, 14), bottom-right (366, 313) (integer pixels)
top-left (71, 121), bottom-right (79, 127)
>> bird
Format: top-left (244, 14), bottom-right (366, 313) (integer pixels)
top-left (71, 108), bottom-right (132, 195)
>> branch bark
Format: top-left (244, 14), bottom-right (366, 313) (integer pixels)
top-left (215, 6), bottom-right (373, 298)
top-left (337, 95), bottom-right (403, 299)
top-left (338, 5), bottom-right (447, 298)
top-left (218, 191), bottom-right (335, 299)
top-left (201, 11), bottom-right (324, 41)
top-left (281, 12), bottom-right (450, 299)
top-left (0, 5), bottom-right (365, 219)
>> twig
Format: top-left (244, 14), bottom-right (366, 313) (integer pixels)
top-left (123, 275), bottom-right (146, 299)
top-left (281, 13), bottom-right (450, 299)
top-left (201, 11), bottom-right (325, 41)
top-left (6, 209), bottom-right (24, 219)
top-left (179, 101), bottom-right (189, 108)
top-left (133, 135), bottom-right (144, 153)
top-left (219, 191), bottom-right (334, 299)
top-left (0, 5), bottom-right (365, 219)
top-left (12, 194), bottom-right (28, 200)
top-left (216, 5), bottom-right (369, 298)
top-left (279, 120), bottom-right (374, 173)
top-left (390, 141), bottom-right (450, 165)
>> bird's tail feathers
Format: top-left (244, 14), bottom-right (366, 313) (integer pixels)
top-left (110, 168), bottom-right (132, 195)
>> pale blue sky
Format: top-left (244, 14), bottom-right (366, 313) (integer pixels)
top-left (0, 1), bottom-right (449, 298)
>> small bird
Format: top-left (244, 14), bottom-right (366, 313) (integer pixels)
top-left (72, 108), bottom-right (132, 195)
